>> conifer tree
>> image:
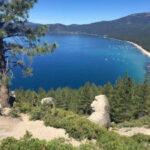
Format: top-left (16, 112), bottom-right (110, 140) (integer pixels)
top-left (137, 72), bottom-right (150, 117)
top-left (110, 74), bottom-right (136, 123)
top-left (55, 88), bottom-right (65, 109)
top-left (102, 82), bottom-right (113, 96)
top-left (79, 82), bottom-right (94, 115)
top-left (0, 0), bottom-right (56, 108)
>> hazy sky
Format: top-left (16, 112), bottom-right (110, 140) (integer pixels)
top-left (29, 0), bottom-right (150, 25)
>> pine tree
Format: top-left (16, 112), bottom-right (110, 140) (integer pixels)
top-left (0, 0), bottom-right (56, 108)
top-left (79, 82), bottom-right (94, 115)
top-left (110, 74), bottom-right (136, 123)
top-left (55, 88), bottom-right (65, 109)
top-left (137, 72), bottom-right (150, 117)
top-left (38, 88), bottom-right (46, 99)
top-left (102, 82), bottom-right (113, 96)
top-left (91, 83), bottom-right (101, 96)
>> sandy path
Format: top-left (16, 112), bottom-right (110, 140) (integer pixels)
top-left (0, 114), bottom-right (83, 146)
top-left (113, 127), bottom-right (150, 136)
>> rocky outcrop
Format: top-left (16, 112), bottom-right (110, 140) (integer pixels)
top-left (88, 95), bottom-right (110, 129)
top-left (41, 97), bottom-right (55, 108)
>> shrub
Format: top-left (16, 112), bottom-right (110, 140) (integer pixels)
top-left (131, 134), bottom-right (150, 148)
top-left (97, 131), bottom-right (149, 150)
top-left (9, 107), bottom-right (20, 118)
top-left (111, 116), bottom-right (150, 128)
top-left (31, 108), bottom-right (106, 140)
top-left (0, 132), bottom-right (98, 150)
top-left (30, 104), bottom-right (53, 120)
top-left (18, 102), bottom-right (32, 113)
top-left (30, 108), bottom-right (149, 150)
top-left (12, 102), bottom-right (33, 114)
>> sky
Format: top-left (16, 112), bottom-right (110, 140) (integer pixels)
top-left (29, 0), bottom-right (150, 25)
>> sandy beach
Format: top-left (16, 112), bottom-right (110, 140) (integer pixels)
top-left (87, 33), bottom-right (150, 58)
top-left (127, 41), bottom-right (150, 57)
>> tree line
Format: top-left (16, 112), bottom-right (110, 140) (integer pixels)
top-left (14, 73), bottom-right (150, 123)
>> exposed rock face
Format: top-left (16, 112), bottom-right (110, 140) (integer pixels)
top-left (41, 97), bottom-right (55, 108)
top-left (88, 95), bottom-right (110, 129)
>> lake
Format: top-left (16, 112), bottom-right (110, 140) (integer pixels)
top-left (11, 34), bottom-right (150, 90)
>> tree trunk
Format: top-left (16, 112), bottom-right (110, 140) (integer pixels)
top-left (0, 38), bottom-right (10, 108)
top-left (0, 74), bottom-right (10, 108)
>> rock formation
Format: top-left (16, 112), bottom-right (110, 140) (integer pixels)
top-left (88, 95), bottom-right (110, 129)
top-left (41, 97), bottom-right (55, 108)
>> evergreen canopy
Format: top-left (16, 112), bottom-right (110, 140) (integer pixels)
top-left (0, 0), bottom-right (56, 107)
top-left (0, 0), bottom-right (56, 77)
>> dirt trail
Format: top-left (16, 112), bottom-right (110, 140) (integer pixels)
top-left (113, 127), bottom-right (150, 136)
top-left (1, 114), bottom-right (150, 147)
top-left (0, 114), bottom-right (83, 146)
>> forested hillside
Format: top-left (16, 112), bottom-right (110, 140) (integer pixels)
top-left (46, 12), bottom-right (150, 51)
top-left (12, 73), bottom-right (150, 124)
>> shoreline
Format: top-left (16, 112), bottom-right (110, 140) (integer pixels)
top-left (126, 41), bottom-right (150, 58)
top-left (50, 32), bottom-right (150, 58)
top-left (88, 34), bottom-right (150, 58)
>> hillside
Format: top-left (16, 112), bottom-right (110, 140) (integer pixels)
top-left (46, 12), bottom-right (150, 51)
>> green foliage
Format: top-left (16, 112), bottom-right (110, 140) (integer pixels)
top-left (30, 106), bottom-right (149, 149)
top-left (3, 108), bottom-right (148, 150)
top-left (12, 73), bottom-right (150, 124)
top-left (15, 83), bottom-right (101, 115)
top-left (0, 0), bottom-right (57, 95)
top-left (131, 134), bottom-right (150, 149)
top-left (30, 108), bottom-right (105, 140)
top-left (97, 132), bottom-right (148, 150)
top-left (30, 104), bottom-right (53, 120)
top-left (0, 132), bottom-right (99, 150)
top-left (0, 132), bottom-right (74, 150)
top-left (78, 82), bottom-right (96, 114)
top-left (111, 116), bottom-right (150, 128)
top-left (135, 73), bottom-right (150, 118)
top-left (9, 107), bottom-right (20, 118)
top-left (110, 74), bottom-right (137, 123)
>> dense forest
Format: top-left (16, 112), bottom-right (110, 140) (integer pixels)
top-left (44, 12), bottom-right (150, 51)
top-left (12, 73), bottom-right (150, 124)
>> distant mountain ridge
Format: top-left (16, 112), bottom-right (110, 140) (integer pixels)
top-left (33, 12), bottom-right (150, 51)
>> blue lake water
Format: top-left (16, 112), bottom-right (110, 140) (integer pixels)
top-left (11, 34), bottom-right (150, 90)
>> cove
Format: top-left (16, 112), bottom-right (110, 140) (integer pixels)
top-left (11, 34), bottom-right (150, 90)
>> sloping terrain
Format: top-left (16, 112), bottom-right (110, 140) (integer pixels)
top-left (1, 114), bottom-right (150, 142)
top-left (0, 114), bottom-right (84, 146)
top-left (46, 12), bottom-right (150, 51)
top-left (113, 127), bottom-right (150, 136)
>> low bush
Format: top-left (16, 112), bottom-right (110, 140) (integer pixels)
top-left (30, 104), bottom-right (52, 120)
top-left (111, 116), bottom-right (150, 128)
top-left (30, 108), bottom-right (149, 150)
top-left (131, 134), bottom-right (150, 148)
top-left (0, 132), bottom-right (98, 150)
top-left (9, 107), bottom-right (20, 118)
top-left (31, 108), bottom-right (106, 140)
top-left (97, 131), bottom-right (149, 150)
